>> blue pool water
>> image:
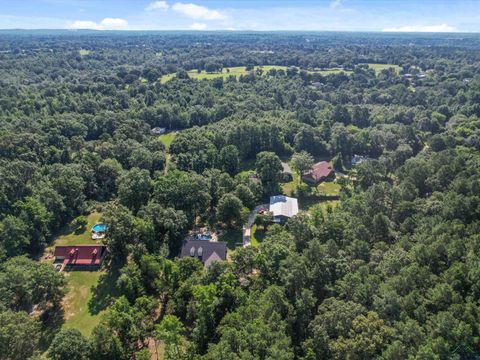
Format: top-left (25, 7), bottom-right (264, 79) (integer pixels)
top-left (92, 223), bottom-right (107, 233)
top-left (197, 234), bottom-right (212, 241)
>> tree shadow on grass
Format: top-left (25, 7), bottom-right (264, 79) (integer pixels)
top-left (219, 229), bottom-right (243, 250)
top-left (252, 227), bottom-right (266, 244)
top-left (88, 269), bottom-right (121, 315)
top-left (39, 305), bottom-right (65, 351)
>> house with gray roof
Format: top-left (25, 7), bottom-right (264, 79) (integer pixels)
top-left (180, 240), bottom-right (227, 268)
top-left (269, 195), bottom-right (299, 223)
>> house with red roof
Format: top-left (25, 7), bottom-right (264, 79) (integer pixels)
top-left (54, 245), bottom-right (106, 270)
top-left (302, 161), bottom-right (335, 185)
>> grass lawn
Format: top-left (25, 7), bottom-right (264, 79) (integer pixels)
top-left (158, 132), bottom-right (177, 149)
top-left (52, 212), bottom-right (102, 247)
top-left (366, 63), bottom-right (402, 74)
top-left (299, 197), bottom-right (339, 212)
top-left (79, 49), bottom-right (90, 56)
top-left (62, 271), bottom-right (104, 337)
top-left (250, 225), bottom-right (266, 247)
top-left (282, 171), bottom-right (300, 197)
top-left (315, 181), bottom-right (341, 196)
top-left (307, 200), bottom-right (339, 214)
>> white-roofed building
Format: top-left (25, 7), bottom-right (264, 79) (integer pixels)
top-left (269, 195), bottom-right (299, 223)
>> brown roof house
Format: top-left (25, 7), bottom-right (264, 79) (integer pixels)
top-left (302, 161), bottom-right (334, 185)
top-left (181, 240), bottom-right (227, 268)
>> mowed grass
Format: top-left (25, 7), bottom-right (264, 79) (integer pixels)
top-left (160, 65), bottom-right (352, 83)
top-left (62, 271), bottom-right (104, 337)
top-left (366, 63), bottom-right (402, 74)
top-left (158, 132), bottom-right (177, 149)
top-left (79, 49), bottom-right (90, 56)
top-left (316, 181), bottom-right (341, 196)
top-left (53, 212), bottom-right (102, 247)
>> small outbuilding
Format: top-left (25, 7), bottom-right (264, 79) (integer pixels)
top-left (302, 161), bottom-right (334, 185)
top-left (269, 195), bottom-right (299, 223)
top-left (151, 127), bottom-right (166, 135)
top-left (351, 154), bottom-right (372, 166)
top-left (281, 162), bottom-right (293, 182)
top-left (180, 240), bottom-right (227, 268)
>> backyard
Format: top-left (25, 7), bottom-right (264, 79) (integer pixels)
top-left (62, 271), bottom-right (105, 336)
top-left (50, 212), bottom-right (102, 247)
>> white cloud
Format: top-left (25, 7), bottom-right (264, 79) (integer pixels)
top-left (100, 18), bottom-right (129, 29)
top-left (330, 0), bottom-right (342, 9)
top-left (69, 17), bottom-right (129, 30)
top-left (190, 22), bottom-right (207, 30)
top-left (172, 2), bottom-right (227, 20)
top-left (383, 23), bottom-right (457, 32)
top-left (146, 1), bottom-right (169, 11)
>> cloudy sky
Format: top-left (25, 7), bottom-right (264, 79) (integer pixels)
top-left (1, 0), bottom-right (479, 32)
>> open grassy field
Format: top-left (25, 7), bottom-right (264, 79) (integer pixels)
top-left (366, 63), bottom-right (402, 74)
top-left (160, 65), bottom-right (352, 83)
top-left (79, 49), bottom-right (90, 56)
top-left (62, 271), bottom-right (104, 336)
top-left (158, 132), bottom-right (177, 149)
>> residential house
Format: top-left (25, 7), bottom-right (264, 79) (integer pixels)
top-left (269, 195), bottom-right (299, 223)
top-left (302, 161), bottom-right (334, 185)
top-left (180, 240), bottom-right (227, 268)
top-left (54, 245), bottom-right (106, 270)
top-left (151, 127), bottom-right (166, 135)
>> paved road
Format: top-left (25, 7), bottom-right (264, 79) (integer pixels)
top-left (243, 204), bottom-right (268, 247)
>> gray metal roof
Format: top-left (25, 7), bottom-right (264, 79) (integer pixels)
top-left (180, 240), bottom-right (227, 267)
top-left (269, 195), bottom-right (299, 218)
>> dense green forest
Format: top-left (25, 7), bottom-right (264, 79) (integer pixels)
top-left (1, 31), bottom-right (480, 359)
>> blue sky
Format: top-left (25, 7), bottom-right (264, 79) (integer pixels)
top-left (1, 0), bottom-right (480, 32)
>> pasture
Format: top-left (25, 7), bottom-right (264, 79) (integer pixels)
top-left (160, 65), bottom-right (352, 83)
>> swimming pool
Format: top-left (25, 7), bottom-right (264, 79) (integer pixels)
top-left (92, 223), bottom-right (107, 233)
top-left (196, 234), bottom-right (212, 241)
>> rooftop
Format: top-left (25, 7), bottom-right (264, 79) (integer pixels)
top-left (281, 162), bottom-right (292, 174)
top-left (54, 245), bottom-right (106, 266)
top-left (180, 240), bottom-right (227, 267)
top-left (269, 195), bottom-right (299, 219)
top-left (302, 161), bottom-right (333, 183)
